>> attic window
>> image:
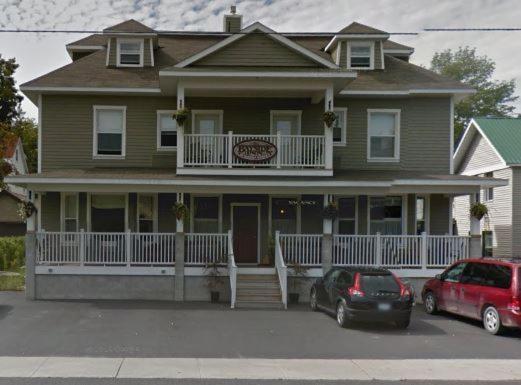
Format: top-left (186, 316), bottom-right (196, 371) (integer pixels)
top-left (348, 42), bottom-right (373, 69)
top-left (117, 39), bottom-right (143, 67)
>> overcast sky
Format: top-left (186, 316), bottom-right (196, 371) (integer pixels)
top-left (1, 0), bottom-right (520, 120)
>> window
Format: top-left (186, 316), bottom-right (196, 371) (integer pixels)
top-left (337, 197), bottom-right (356, 235)
top-left (369, 196), bottom-right (402, 235)
top-left (117, 39), bottom-right (143, 66)
top-left (300, 195), bottom-right (322, 234)
top-left (368, 110), bottom-right (400, 161)
top-left (442, 262), bottom-right (467, 283)
top-left (332, 108), bottom-right (347, 146)
top-left (271, 197), bottom-right (297, 234)
top-left (416, 196), bottom-right (428, 235)
top-left (157, 111), bottom-right (177, 150)
top-left (61, 193), bottom-right (78, 232)
top-left (137, 194), bottom-right (156, 233)
top-left (90, 194), bottom-right (127, 232)
top-left (461, 262), bottom-right (512, 289)
top-left (484, 172), bottom-right (494, 201)
top-left (348, 42), bottom-right (373, 69)
top-left (482, 231), bottom-right (493, 257)
top-left (487, 264), bottom-right (512, 289)
top-left (193, 196), bottom-right (220, 233)
top-left (93, 106), bottom-right (125, 157)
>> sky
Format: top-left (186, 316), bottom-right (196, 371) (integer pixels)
top-left (0, 0), bottom-right (520, 120)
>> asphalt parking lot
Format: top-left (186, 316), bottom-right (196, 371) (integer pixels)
top-left (1, 292), bottom-right (520, 359)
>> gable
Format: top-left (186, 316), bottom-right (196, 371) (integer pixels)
top-left (192, 33), bottom-right (320, 67)
top-left (457, 131), bottom-right (504, 174)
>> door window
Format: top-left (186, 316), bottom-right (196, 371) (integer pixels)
top-left (442, 262), bottom-right (467, 283)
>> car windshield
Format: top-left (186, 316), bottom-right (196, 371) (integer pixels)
top-left (360, 273), bottom-right (400, 294)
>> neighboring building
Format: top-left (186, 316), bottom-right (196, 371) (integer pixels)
top-left (7, 9), bottom-right (503, 305)
top-left (0, 137), bottom-right (28, 236)
top-left (453, 117), bottom-right (521, 258)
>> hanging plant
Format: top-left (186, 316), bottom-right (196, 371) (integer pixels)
top-left (172, 202), bottom-right (188, 221)
top-left (322, 200), bottom-right (339, 220)
top-left (323, 110), bottom-right (337, 128)
top-left (172, 108), bottom-right (190, 127)
top-left (17, 201), bottom-right (36, 222)
top-left (470, 202), bottom-right (488, 220)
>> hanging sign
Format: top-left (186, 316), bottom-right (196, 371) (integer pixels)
top-left (233, 139), bottom-right (277, 162)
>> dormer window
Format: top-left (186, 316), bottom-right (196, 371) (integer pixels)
top-left (117, 39), bottom-right (143, 67)
top-left (348, 42), bottom-right (374, 69)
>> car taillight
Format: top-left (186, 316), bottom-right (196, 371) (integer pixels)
top-left (348, 273), bottom-right (365, 297)
top-left (508, 298), bottom-right (521, 313)
top-left (392, 272), bottom-right (411, 301)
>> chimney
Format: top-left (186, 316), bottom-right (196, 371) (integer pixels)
top-left (223, 5), bottom-right (242, 33)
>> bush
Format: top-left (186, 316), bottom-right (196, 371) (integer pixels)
top-left (0, 237), bottom-right (25, 271)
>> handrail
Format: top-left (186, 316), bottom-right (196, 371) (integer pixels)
top-left (227, 229), bottom-right (237, 309)
top-left (274, 231), bottom-right (288, 309)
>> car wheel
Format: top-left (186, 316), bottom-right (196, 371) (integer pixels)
top-left (395, 318), bottom-right (410, 329)
top-left (310, 288), bottom-right (318, 311)
top-left (424, 292), bottom-right (438, 315)
top-left (483, 306), bottom-right (504, 335)
top-left (336, 301), bottom-right (349, 328)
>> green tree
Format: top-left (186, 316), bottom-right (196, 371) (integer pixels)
top-left (430, 46), bottom-right (518, 142)
top-left (12, 118), bottom-right (38, 173)
top-left (0, 55), bottom-right (23, 124)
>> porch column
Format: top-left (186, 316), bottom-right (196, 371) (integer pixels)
top-left (25, 190), bottom-right (37, 300)
top-left (469, 193), bottom-right (482, 258)
top-left (176, 82), bottom-right (185, 169)
top-left (324, 86), bottom-right (334, 170)
top-left (322, 194), bottom-right (333, 274)
top-left (174, 192), bottom-right (185, 301)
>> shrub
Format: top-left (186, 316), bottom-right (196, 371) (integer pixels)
top-left (0, 236), bottom-right (25, 271)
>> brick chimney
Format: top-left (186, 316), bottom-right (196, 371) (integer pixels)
top-left (223, 6), bottom-right (242, 33)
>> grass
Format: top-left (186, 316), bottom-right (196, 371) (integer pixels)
top-left (0, 267), bottom-right (25, 291)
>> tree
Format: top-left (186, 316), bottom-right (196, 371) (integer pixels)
top-left (12, 118), bottom-right (38, 173)
top-left (0, 55), bottom-right (23, 124)
top-left (430, 46), bottom-right (518, 142)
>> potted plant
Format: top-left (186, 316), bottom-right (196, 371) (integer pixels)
top-left (204, 257), bottom-right (225, 303)
top-left (470, 202), bottom-right (488, 220)
top-left (172, 202), bottom-right (188, 221)
top-left (172, 108), bottom-right (190, 127)
top-left (287, 260), bottom-right (309, 304)
top-left (322, 200), bottom-right (339, 220)
top-left (17, 201), bottom-right (36, 222)
top-left (323, 110), bottom-right (337, 128)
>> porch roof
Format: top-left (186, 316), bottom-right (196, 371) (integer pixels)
top-left (6, 168), bottom-right (506, 195)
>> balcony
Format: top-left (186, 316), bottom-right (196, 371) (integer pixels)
top-left (176, 131), bottom-right (333, 176)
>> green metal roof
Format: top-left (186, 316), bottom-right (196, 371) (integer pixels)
top-left (474, 117), bottom-right (521, 165)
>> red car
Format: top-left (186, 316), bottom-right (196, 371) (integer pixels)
top-left (422, 258), bottom-right (521, 335)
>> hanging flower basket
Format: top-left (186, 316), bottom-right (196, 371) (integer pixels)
top-left (323, 110), bottom-right (337, 128)
top-left (322, 201), bottom-right (339, 220)
top-left (172, 202), bottom-right (188, 221)
top-left (17, 201), bottom-right (36, 222)
top-left (470, 202), bottom-right (488, 220)
top-left (173, 108), bottom-right (190, 127)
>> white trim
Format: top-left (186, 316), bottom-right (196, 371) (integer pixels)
top-left (339, 89), bottom-right (475, 96)
top-left (449, 96), bottom-right (454, 174)
top-left (116, 38), bottom-right (144, 67)
top-left (380, 41), bottom-right (385, 70)
top-left (66, 45), bottom-right (104, 51)
top-left (92, 105), bottom-right (126, 159)
top-left (136, 193), bottom-right (158, 233)
top-left (335, 41), bottom-right (341, 65)
top-left (21, 86), bottom-right (161, 94)
top-left (414, 194), bottom-right (430, 235)
top-left (332, 107), bottom-right (347, 146)
top-left (177, 168), bottom-right (332, 177)
top-left (231, 203), bottom-right (261, 264)
top-left (37, 94), bottom-right (42, 173)
top-left (448, 195), bottom-right (454, 235)
top-left (60, 192), bottom-right (79, 232)
top-left (106, 39), bottom-right (110, 67)
top-left (191, 110), bottom-right (224, 134)
top-left (159, 70), bottom-right (355, 79)
top-left (324, 34), bottom-right (390, 52)
top-left (223, 14), bottom-right (243, 32)
top-left (104, 32), bottom-right (157, 37)
top-left (367, 109), bottom-right (401, 162)
top-left (149, 38), bottom-right (154, 67)
top-left (36, 266), bottom-right (175, 276)
top-left (174, 22), bottom-right (339, 69)
top-left (87, 192), bottom-right (129, 232)
top-left (269, 110), bottom-right (302, 135)
top-left (383, 48), bottom-right (414, 55)
top-left (346, 41), bottom-right (375, 70)
top-left (461, 164), bottom-right (507, 176)
top-left (156, 110), bottom-right (177, 151)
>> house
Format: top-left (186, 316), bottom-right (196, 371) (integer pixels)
top-left (0, 137), bottom-right (27, 236)
top-left (453, 117), bottom-right (521, 258)
top-left (7, 8), bottom-right (504, 306)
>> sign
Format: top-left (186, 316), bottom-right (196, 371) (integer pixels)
top-left (233, 139), bottom-right (277, 163)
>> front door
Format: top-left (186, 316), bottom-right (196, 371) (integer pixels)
top-left (232, 205), bottom-right (259, 264)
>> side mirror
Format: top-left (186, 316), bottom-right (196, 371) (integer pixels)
top-left (435, 274), bottom-right (443, 281)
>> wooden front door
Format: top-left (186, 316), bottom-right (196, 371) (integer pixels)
top-left (232, 205), bottom-right (259, 264)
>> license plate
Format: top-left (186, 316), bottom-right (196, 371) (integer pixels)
top-left (378, 303), bottom-right (391, 311)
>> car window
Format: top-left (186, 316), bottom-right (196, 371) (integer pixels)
top-left (461, 263), bottom-right (490, 286)
top-left (487, 264), bottom-right (512, 289)
top-left (336, 271), bottom-right (353, 286)
top-left (360, 273), bottom-right (400, 294)
top-left (443, 262), bottom-right (467, 283)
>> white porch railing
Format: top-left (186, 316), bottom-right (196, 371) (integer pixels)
top-left (279, 233), bottom-right (322, 266)
top-left (185, 233), bottom-right (228, 265)
top-left (36, 231), bottom-right (175, 266)
top-left (274, 231), bottom-right (288, 309)
top-left (183, 132), bottom-right (325, 169)
top-left (427, 235), bottom-right (469, 267)
top-left (227, 230), bottom-right (237, 309)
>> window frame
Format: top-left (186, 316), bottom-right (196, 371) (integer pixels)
top-left (156, 110), bottom-right (178, 151)
top-left (92, 105), bottom-right (126, 159)
top-left (367, 195), bottom-right (405, 235)
top-left (415, 194), bottom-right (430, 235)
top-left (136, 193), bottom-right (158, 233)
top-left (116, 38), bottom-right (144, 67)
top-left (332, 107), bottom-right (347, 146)
top-left (191, 110), bottom-right (224, 134)
top-left (367, 109), bottom-right (401, 162)
top-left (335, 196), bottom-right (358, 235)
top-left (189, 194), bottom-right (223, 233)
top-left (347, 41), bottom-right (374, 70)
top-left (60, 192), bottom-right (79, 232)
top-left (484, 172), bottom-right (494, 201)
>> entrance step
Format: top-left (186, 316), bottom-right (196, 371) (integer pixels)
top-left (235, 274), bottom-right (283, 309)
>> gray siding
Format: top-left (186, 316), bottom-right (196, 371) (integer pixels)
top-left (485, 168), bottom-right (513, 256)
top-left (453, 194), bottom-right (470, 236)
top-left (41, 192), bottom-right (60, 231)
top-left (193, 34), bottom-right (318, 67)
top-left (457, 133), bottom-right (504, 174)
top-left (107, 38), bottom-right (117, 67)
top-left (0, 193), bottom-right (21, 223)
top-left (374, 41), bottom-right (383, 69)
top-left (430, 194), bottom-right (450, 235)
top-left (143, 38), bottom-right (152, 67)
top-left (511, 168), bottom-right (521, 256)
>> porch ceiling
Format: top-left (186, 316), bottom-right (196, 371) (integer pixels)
top-left (6, 168), bottom-right (506, 195)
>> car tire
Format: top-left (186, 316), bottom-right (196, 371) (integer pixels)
top-left (483, 306), bottom-right (505, 335)
top-left (336, 301), bottom-right (350, 328)
top-left (310, 288), bottom-right (318, 311)
top-left (424, 292), bottom-right (438, 315)
top-left (395, 318), bottom-right (410, 329)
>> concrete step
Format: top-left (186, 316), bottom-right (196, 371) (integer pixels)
top-left (236, 300), bottom-right (284, 309)
top-left (237, 282), bottom-right (280, 289)
top-left (237, 274), bottom-right (278, 282)
top-left (237, 288), bottom-right (281, 296)
top-left (237, 292), bottom-right (281, 300)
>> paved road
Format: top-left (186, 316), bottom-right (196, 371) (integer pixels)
top-left (1, 292), bottom-right (520, 359)
top-left (0, 381), bottom-right (520, 385)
